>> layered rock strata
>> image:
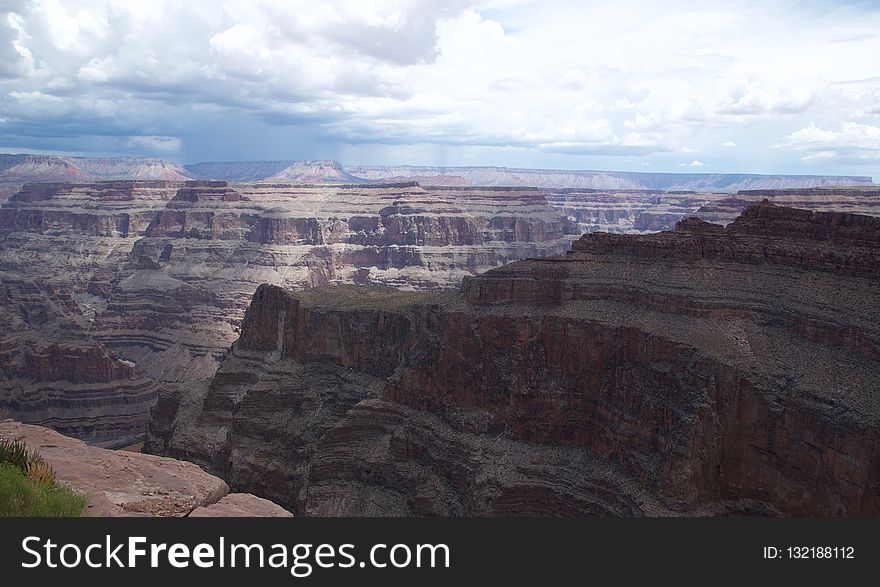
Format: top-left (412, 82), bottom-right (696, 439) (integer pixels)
top-left (151, 202), bottom-right (880, 516)
top-left (0, 180), bottom-right (573, 442)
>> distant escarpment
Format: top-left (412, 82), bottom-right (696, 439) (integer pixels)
top-left (3, 154), bottom-right (873, 200)
top-left (0, 180), bottom-right (573, 443)
top-left (349, 164), bottom-right (873, 192)
top-left (150, 202), bottom-right (880, 516)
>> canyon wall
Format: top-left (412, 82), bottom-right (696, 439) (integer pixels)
top-left (0, 182), bottom-right (181, 445)
top-left (0, 180), bottom-right (573, 443)
top-left (150, 202), bottom-right (880, 516)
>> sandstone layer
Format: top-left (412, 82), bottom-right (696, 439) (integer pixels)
top-left (0, 419), bottom-right (291, 516)
top-left (150, 202), bottom-right (880, 516)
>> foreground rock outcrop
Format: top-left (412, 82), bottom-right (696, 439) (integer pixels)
top-left (0, 419), bottom-right (291, 517)
top-left (150, 202), bottom-right (880, 516)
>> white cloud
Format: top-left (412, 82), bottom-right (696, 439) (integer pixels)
top-left (0, 0), bottom-right (878, 171)
top-left (780, 122), bottom-right (880, 162)
top-left (680, 160), bottom-right (705, 167)
top-left (715, 79), bottom-right (815, 116)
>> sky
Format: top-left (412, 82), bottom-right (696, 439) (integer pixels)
top-left (1, 0), bottom-right (879, 178)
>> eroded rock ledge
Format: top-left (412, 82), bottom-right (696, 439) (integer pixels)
top-left (149, 202), bottom-right (880, 516)
top-left (0, 419), bottom-right (291, 517)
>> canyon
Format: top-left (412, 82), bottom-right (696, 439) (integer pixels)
top-left (0, 179), bottom-right (573, 444)
top-left (148, 202), bottom-right (880, 516)
top-left (1, 154), bottom-right (878, 517)
top-left (1, 171), bottom-right (879, 448)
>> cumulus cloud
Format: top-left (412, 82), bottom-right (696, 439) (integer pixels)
top-left (0, 11), bottom-right (34, 79)
top-left (0, 0), bottom-right (878, 173)
top-left (715, 80), bottom-right (814, 116)
top-left (680, 160), bottom-right (705, 167)
top-left (780, 122), bottom-right (880, 162)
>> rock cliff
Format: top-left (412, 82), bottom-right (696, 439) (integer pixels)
top-left (150, 202), bottom-right (880, 516)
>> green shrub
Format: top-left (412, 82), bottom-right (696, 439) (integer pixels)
top-left (0, 437), bottom-right (30, 471)
top-left (0, 463), bottom-right (86, 517)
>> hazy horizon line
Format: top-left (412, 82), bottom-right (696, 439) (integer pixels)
top-left (0, 150), bottom-right (875, 182)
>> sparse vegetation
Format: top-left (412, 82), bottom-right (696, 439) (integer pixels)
top-left (0, 437), bottom-right (86, 517)
top-left (0, 437), bottom-right (30, 471)
top-left (25, 459), bottom-right (56, 485)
